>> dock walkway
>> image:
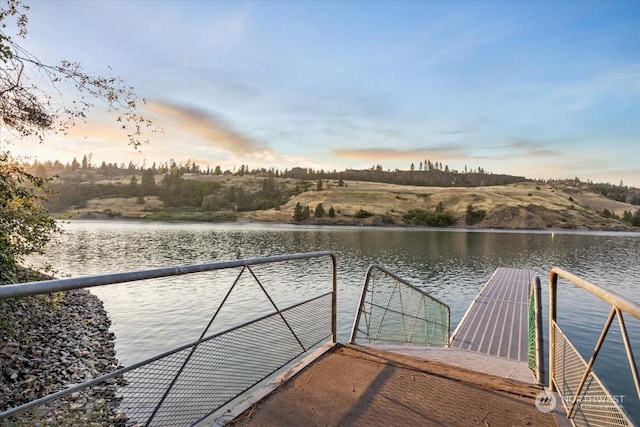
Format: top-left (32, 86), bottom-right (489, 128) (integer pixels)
top-left (450, 267), bottom-right (532, 361)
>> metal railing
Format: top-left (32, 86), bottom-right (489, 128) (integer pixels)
top-left (349, 264), bottom-right (450, 347)
top-left (549, 267), bottom-right (640, 426)
top-left (528, 276), bottom-right (545, 385)
top-left (0, 251), bottom-right (337, 426)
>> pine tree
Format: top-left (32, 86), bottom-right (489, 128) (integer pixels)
top-left (293, 202), bottom-right (304, 221)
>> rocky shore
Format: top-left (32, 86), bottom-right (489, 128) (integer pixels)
top-left (0, 288), bottom-right (125, 425)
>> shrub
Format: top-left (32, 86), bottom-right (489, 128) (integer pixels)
top-left (465, 204), bottom-right (486, 225)
top-left (355, 209), bottom-right (373, 218)
top-left (403, 209), bottom-right (455, 227)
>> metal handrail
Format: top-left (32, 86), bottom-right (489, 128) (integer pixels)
top-left (0, 251), bottom-right (338, 425)
top-left (0, 251), bottom-right (337, 301)
top-left (549, 267), bottom-right (640, 422)
top-left (349, 263), bottom-right (450, 346)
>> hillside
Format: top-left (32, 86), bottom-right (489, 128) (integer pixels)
top-left (63, 176), bottom-right (639, 231)
top-left (243, 180), bottom-right (636, 230)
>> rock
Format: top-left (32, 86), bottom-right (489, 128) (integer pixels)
top-left (0, 289), bottom-right (124, 425)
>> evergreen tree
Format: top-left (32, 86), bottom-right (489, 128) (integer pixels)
top-left (141, 169), bottom-right (156, 193)
top-left (293, 202), bottom-right (305, 221)
top-left (314, 203), bottom-right (325, 218)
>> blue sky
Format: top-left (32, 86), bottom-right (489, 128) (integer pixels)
top-left (4, 1), bottom-right (640, 186)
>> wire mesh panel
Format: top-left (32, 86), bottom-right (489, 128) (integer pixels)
top-left (0, 252), bottom-right (336, 427)
top-left (528, 288), bottom-right (537, 372)
top-left (350, 265), bottom-right (449, 347)
top-left (0, 380), bottom-right (127, 427)
top-left (552, 322), bottom-right (633, 427)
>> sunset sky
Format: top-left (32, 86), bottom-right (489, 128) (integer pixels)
top-left (3, 1), bottom-right (640, 186)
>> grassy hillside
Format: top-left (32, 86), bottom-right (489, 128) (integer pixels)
top-left (243, 180), bottom-right (635, 230)
top-left (64, 176), bottom-right (639, 231)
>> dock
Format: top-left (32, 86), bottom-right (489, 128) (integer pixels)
top-left (224, 267), bottom-right (553, 426)
top-left (3, 255), bottom-right (635, 426)
top-left (450, 267), bottom-right (531, 361)
top-left (228, 344), bottom-right (552, 427)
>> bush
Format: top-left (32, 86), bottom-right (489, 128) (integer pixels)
top-left (465, 204), bottom-right (486, 225)
top-left (355, 209), bottom-right (373, 218)
top-left (403, 209), bottom-right (456, 227)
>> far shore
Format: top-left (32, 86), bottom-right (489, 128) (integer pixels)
top-left (56, 214), bottom-right (640, 234)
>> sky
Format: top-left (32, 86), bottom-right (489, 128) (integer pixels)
top-left (2, 1), bottom-right (640, 186)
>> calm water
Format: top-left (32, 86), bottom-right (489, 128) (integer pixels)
top-left (27, 220), bottom-right (640, 420)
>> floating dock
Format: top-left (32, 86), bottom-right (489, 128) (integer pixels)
top-left (450, 267), bottom-right (531, 361)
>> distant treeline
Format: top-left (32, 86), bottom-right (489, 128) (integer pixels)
top-left (591, 182), bottom-right (640, 205)
top-left (28, 155), bottom-right (528, 188)
top-left (43, 171), bottom-right (300, 214)
top-left (25, 155), bottom-right (640, 216)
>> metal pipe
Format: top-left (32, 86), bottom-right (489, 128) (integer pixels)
top-left (550, 267), bottom-right (640, 320)
top-left (616, 309), bottom-right (640, 399)
top-left (349, 264), bottom-right (376, 343)
top-left (0, 251), bottom-right (336, 299)
top-left (548, 270), bottom-right (558, 392)
top-left (329, 253), bottom-right (337, 344)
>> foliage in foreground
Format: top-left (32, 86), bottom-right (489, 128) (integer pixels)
top-left (1, 0), bottom-right (155, 282)
top-left (0, 155), bottom-right (59, 284)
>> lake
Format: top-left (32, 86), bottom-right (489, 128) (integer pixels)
top-left (26, 220), bottom-right (640, 420)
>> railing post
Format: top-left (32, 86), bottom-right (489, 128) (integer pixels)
top-left (533, 277), bottom-right (545, 385)
top-left (616, 309), bottom-right (640, 400)
top-left (548, 270), bottom-right (558, 392)
top-left (330, 253), bottom-right (337, 344)
top-left (349, 265), bottom-right (376, 343)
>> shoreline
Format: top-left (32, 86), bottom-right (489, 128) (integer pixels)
top-left (58, 214), bottom-right (640, 233)
top-left (0, 288), bottom-right (124, 424)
